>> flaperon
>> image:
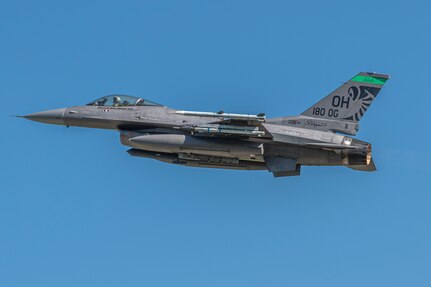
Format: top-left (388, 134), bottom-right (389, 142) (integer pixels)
top-left (21, 72), bottom-right (389, 177)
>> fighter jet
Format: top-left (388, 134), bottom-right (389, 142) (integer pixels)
top-left (21, 72), bottom-right (389, 177)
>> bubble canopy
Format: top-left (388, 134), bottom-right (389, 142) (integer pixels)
top-left (86, 95), bottom-right (162, 107)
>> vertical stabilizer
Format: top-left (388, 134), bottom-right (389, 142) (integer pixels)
top-left (301, 72), bottom-right (389, 122)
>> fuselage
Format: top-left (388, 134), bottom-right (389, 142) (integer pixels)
top-left (23, 71), bottom-right (389, 177)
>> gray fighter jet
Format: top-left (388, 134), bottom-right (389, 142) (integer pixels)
top-left (22, 72), bottom-right (389, 177)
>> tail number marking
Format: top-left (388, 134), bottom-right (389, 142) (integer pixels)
top-left (312, 107), bottom-right (339, 118)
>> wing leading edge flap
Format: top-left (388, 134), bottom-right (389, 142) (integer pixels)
top-left (264, 156), bottom-right (301, 177)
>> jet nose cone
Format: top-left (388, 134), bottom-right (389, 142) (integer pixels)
top-left (24, 108), bottom-right (66, 125)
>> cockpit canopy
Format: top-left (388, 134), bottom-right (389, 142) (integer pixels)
top-left (86, 95), bottom-right (162, 107)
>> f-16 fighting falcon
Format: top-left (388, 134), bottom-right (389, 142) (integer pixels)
top-left (21, 72), bottom-right (389, 177)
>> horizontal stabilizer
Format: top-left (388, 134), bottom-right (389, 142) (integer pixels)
top-left (347, 158), bottom-right (377, 172)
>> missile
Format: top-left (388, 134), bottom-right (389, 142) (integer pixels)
top-left (174, 110), bottom-right (266, 122)
top-left (181, 124), bottom-right (266, 137)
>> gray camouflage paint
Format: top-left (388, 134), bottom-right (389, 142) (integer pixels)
top-left (22, 72), bottom-right (389, 177)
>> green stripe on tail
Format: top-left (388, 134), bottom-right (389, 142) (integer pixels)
top-left (351, 75), bottom-right (388, 85)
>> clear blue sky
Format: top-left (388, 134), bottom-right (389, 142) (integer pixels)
top-left (1, 1), bottom-right (430, 286)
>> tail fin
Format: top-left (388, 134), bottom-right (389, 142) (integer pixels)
top-left (301, 72), bottom-right (389, 122)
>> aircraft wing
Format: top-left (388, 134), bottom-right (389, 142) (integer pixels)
top-left (174, 110), bottom-right (270, 138)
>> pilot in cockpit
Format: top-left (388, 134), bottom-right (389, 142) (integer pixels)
top-left (113, 96), bottom-right (121, 107)
top-left (97, 98), bottom-right (107, 106)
